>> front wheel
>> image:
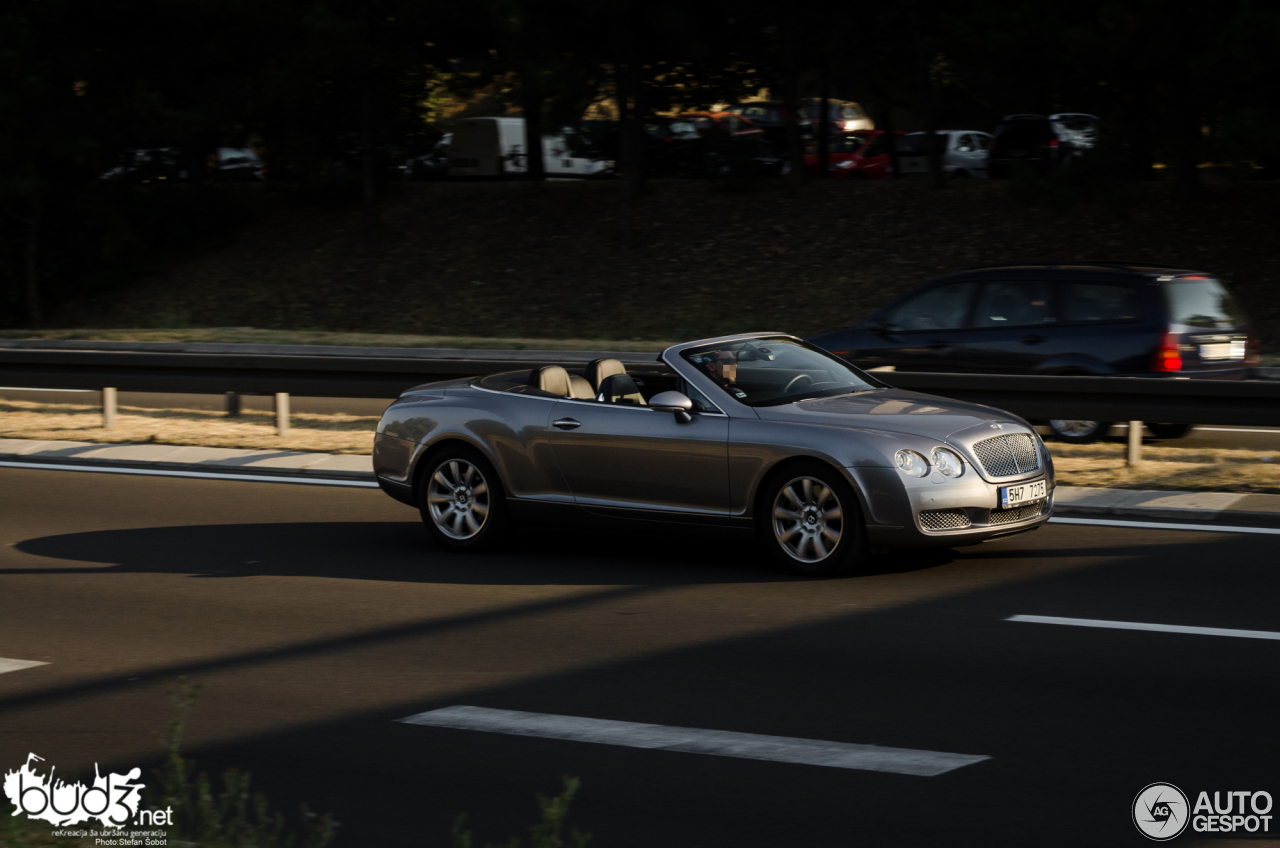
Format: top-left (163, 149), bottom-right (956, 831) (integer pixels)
top-left (418, 446), bottom-right (510, 552)
top-left (759, 462), bottom-right (867, 577)
top-left (1048, 419), bottom-right (1112, 444)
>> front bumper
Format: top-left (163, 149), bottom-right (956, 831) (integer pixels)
top-left (847, 465), bottom-right (1054, 549)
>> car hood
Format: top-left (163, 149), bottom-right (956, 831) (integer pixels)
top-left (752, 388), bottom-right (1024, 442)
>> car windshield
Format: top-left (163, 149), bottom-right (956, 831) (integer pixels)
top-left (1164, 278), bottom-right (1245, 329)
top-left (681, 337), bottom-right (881, 407)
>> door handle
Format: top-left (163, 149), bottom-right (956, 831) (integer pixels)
top-left (552, 418), bottom-right (581, 430)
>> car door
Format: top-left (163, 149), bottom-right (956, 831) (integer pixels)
top-left (547, 399), bottom-right (731, 513)
top-left (855, 281), bottom-right (980, 372)
top-left (964, 278), bottom-right (1060, 372)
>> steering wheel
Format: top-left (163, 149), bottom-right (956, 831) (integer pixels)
top-left (782, 374), bottom-right (814, 394)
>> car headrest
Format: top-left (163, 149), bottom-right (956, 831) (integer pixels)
top-left (598, 373), bottom-right (646, 405)
top-left (529, 365), bottom-right (573, 397)
top-left (568, 374), bottom-right (595, 400)
top-left (584, 358), bottom-right (627, 391)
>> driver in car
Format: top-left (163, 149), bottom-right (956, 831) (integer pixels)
top-left (699, 350), bottom-right (748, 397)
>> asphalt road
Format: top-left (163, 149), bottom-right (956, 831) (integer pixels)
top-left (1, 468), bottom-right (1278, 846)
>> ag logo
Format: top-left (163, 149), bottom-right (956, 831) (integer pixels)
top-left (1134, 783), bottom-right (1190, 840)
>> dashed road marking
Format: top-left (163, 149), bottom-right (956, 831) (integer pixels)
top-left (399, 705), bottom-right (989, 776)
top-left (1008, 614), bottom-right (1280, 641)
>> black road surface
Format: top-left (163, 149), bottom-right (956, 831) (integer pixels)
top-left (1, 468), bottom-right (1276, 846)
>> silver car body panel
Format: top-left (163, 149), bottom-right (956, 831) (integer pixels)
top-left (374, 332), bottom-right (1054, 548)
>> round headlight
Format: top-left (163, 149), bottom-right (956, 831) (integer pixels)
top-left (894, 449), bottom-right (929, 477)
top-left (931, 447), bottom-right (964, 478)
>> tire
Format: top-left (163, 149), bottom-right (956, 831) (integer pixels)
top-left (1047, 419), bottom-right (1113, 444)
top-left (1147, 423), bottom-right (1194, 440)
top-left (417, 445), bottom-right (510, 553)
top-left (758, 461), bottom-right (867, 577)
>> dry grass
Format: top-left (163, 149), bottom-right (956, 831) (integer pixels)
top-left (1052, 441), bottom-right (1280, 493)
top-left (0, 327), bottom-right (674, 351)
top-left (0, 399), bottom-right (376, 454)
top-left (5, 398), bottom-right (1280, 492)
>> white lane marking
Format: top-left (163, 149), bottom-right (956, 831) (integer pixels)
top-left (0, 460), bottom-right (378, 488)
top-left (399, 705), bottom-right (989, 776)
top-left (0, 657), bottom-right (48, 675)
top-left (1008, 614), bottom-right (1280, 642)
top-left (0, 387), bottom-right (93, 392)
top-left (1050, 517), bottom-right (1280, 536)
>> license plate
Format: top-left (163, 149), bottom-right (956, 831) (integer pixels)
top-left (1199, 341), bottom-right (1245, 360)
top-left (1000, 479), bottom-right (1047, 509)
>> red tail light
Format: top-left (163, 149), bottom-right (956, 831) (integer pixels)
top-left (1152, 332), bottom-right (1183, 372)
top-left (1038, 140), bottom-right (1059, 148)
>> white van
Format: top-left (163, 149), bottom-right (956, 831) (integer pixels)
top-left (447, 117), bottom-right (609, 178)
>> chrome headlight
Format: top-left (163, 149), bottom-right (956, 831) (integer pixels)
top-left (894, 449), bottom-right (929, 477)
top-left (931, 447), bottom-right (964, 478)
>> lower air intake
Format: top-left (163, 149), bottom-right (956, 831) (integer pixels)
top-left (920, 509), bottom-right (972, 531)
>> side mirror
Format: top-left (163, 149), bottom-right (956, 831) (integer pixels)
top-left (649, 391), bottom-right (694, 423)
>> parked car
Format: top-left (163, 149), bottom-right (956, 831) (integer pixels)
top-left (215, 147), bottom-right (265, 182)
top-left (1049, 113), bottom-right (1099, 150)
top-left (987, 114), bottom-right (1096, 178)
top-left (373, 333), bottom-right (1055, 575)
top-left (795, 130), bottom-right (901, 179)
top-left (98, 148), bottom-right (188, 184)
top-left (722, 101), bottom-right (814, 149)
top-left (806, 263), bottom-right (1258, 443)
top-left (803, 98), bottom-right (876, 132)
top-left (447, 117), bottom-right (610, 178)
top-left (895, 131), bottom-right (992, 179)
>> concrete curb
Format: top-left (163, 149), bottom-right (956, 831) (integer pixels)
top-left (3, 438), bottom-right (1279, 527)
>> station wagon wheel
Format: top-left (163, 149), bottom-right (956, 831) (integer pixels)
top-left (1047, 419), bottom-right (1112, 444)
top-left (759, 461), bottom-right (866, 577)
top-left (418, 445), bottom-right (509, 552)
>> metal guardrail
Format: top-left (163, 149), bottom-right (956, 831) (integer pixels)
top-left (1, 341), bottom-right (1277, 455)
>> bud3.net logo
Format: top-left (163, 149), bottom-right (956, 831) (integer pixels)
top-left (1133, 782), bottom-right (1274, 841)
top-left (4, 753), bottom-right (171, 829)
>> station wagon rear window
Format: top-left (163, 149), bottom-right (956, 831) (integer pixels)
top-left (1164, 278), bottom-right (1244, 329)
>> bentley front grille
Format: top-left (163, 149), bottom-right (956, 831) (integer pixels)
top-left (972, 433), bottom-right (1041, 478)
top-left (919, 509), bottom-right (972, 531)
top-left (988, 501), bottom-right (1045, 525)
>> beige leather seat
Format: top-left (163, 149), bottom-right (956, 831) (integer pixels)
top-left (529, 365), bottom-right (594, 399)
top-left (597, 373), bottom-right (646, 405)
top-left (584, 358), bottom-right (627, 392)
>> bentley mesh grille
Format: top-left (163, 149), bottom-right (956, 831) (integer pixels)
top-left (920, 509), bottom-right (971, 531)
top-left (988, 501), bottom-right (1045, 526)
top-left (972, 433), bottom-right (1041, 478)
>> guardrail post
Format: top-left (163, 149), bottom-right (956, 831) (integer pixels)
top-left (225, 391), bottom-right (240, 417)
top-left (274, 392), bottom-right (290, 436)
top-left (102, 388), bottom-right (117, 429)
top-left (1127, 421), bottom-right (1143, 466)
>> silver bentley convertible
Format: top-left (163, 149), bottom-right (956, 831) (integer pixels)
top-left (373, 333), bottom-right (1055, 575)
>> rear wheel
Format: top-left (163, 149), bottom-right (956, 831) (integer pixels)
top-left (1048, 419), bottom-right (1112, 444)
top-left (418, 446), bottom-right (510, 552)
top-left (759, 461), bottom-right (867, 577)
top-left (1147, 423), bottom-right (1194, 440)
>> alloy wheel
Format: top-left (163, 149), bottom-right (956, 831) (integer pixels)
top-left (426, 459), bottom-right (490, 540)
top-left (772, 476), bottom-right (844, 563)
